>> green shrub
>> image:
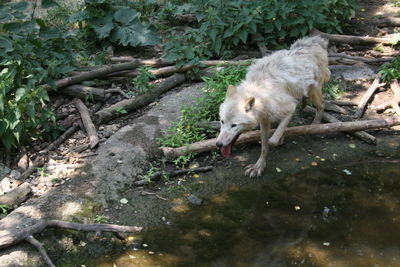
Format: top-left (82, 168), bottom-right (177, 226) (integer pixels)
top-left (162, 0), bottom-right (357, 66)
top-left (379, 56), bottom-right (400, 82)
top-left (0, 0), bottom-right (78, 150)
top-left (69, 0), bottom-right (160, 47)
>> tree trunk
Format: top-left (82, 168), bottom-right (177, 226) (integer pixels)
top-left (161, 117), bottom-right (400, 159)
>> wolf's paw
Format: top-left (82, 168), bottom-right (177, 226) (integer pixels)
top-left (268, 137), bottom-right (284, 147)
top-left (244, 160), bottom-right (266, 178)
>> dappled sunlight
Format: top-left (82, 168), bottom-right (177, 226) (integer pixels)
top-left (171, 198), bottom-right (190, 213)
top-left (98, 250), bottom-right (180, 267)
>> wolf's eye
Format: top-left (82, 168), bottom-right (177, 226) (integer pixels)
top-left (231, 124), bottom-right (237, 128)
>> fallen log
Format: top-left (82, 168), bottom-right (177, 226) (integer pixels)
top-left (330, 100), bottom-right (358, 106)
top-left (73, 98), bottom-right (99, 149)
top-left (94, 73), bottom-right (186, 124)
top-left (0, 183), bottom-right (31, 208)
top-left (329, 53), bottom-right (393, 64)
top-left (110, 57), bottom-right (173, 66)
top-left (161, 117), bottom-right (399, 159)
top-left (18, 156), bottom-right (48, 181)
top-left (48, 60), bottom-right (141, 89)
top-left (105, 59), bottom-right (252, 80)
top-left (0, 219), bottom-right (142, 266)
top-left (312, 29), bottom-right (395, 45)
top-left (375, 16), bottom-right (400, 27)
top-left (59, 85), bottom-right (106, 101)
top-left (304, 106), bottom-right (377, 144)
top-left (353, 77), bottom-right (386, 119)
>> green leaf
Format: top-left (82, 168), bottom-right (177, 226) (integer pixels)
top-left (68, 11), bottom-right (87, 23)
top-left (208, 28), bottom-right (217, 42)
top-left (90, 15), bottom-right (114, 39)
top-left (238, 31), bottom-right (248, 43)
top-left (1, 131), bottom-right (15, 151)
top-left (42, 0), bottom-right (58, 9)
top-left (111, 23), bottom-right (160, 47)
top-left (8, 2), bottom-right (28, 11)
top-left (26, 103), bottom-right (36, 121)
top-left (15, 88), bottom-right (26, 102)
top-left (389, 34), bottom-right (400, 45)
top-left (0, 36), bottom-right (13, 52)
top-left (114, 8), bottom-right (139, 25)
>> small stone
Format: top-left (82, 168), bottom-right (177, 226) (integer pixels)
top-left (9, 170), bottom-right (21, 180)
top-left (187, 194), bottom-right (203, 205)
top-left (0, 178), bottom-right (12, 193)
top-left (375, 151), bottom-right (385, 157)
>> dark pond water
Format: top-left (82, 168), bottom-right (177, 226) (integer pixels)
top-left (80, 159), bottom-right (400, 267)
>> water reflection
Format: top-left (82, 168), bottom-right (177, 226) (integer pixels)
top-left (91, 160), bottom-right (400, 267)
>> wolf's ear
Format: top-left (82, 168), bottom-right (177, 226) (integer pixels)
top-left (244, 96), bottom-right (255, 112)
top-left (226, 85), bottom-right (236, 98)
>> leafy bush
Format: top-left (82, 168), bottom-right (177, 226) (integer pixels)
top-left (158, 63), bottom-right (248, 149)
top-left (0, 0), bottom-right (78, 150)
top-left (379, 56), bottom-right (400, 82)
top-left (131, 66), bottom-right (156, 95)
top-left (162, 0), bottom-right (356, 65)
top-left (69, 0), bottom-right (160, 47)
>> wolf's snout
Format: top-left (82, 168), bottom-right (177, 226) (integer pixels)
top-left (216, 141), bottom-right (223, 148)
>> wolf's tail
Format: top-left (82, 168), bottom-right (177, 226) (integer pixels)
top-left (290, 36), bottom-right (328, 50)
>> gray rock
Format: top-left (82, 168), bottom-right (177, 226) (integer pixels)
top-left (187, 194), bottom-right (203, 205)
top-left (0, 164), bottom-right (10, 180)
top-left (9, 170), bottom-right (21, 180)
top-left (330, 64), bottom-right (377, 81)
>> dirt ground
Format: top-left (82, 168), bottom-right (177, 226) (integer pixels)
top-left (1, 0), bottom-right (400, 266)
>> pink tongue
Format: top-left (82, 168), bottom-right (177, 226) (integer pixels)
top-left (221, 144), bottom-right (232, 158)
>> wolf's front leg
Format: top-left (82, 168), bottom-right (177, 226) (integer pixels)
top-left (245, 117), bottom-right (270, 177)
top-left (268, 110), bottom-right (294, 146)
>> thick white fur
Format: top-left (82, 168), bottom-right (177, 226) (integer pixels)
top-left (217, 36), bottom-right (330, 177)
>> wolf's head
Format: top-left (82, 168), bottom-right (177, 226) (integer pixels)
top-left (216, 85), bottom-right (258, 158)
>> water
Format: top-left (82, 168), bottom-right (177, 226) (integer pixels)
top-left (83, 159), bottom-right (400, 267)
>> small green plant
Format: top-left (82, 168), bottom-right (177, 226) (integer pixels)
top-left (143, 163), bottom-right (160, 184)
top-left (379, 56), bottom-right (400, 82)
top-left (0, 204), bottom-right (10, 215)
top-left (374, 44), bottom-right (385, 53)
top-left (51, 178), bottom-right (60, 183)
top-left (114, 106), bottom-right (128, 115)
top-left (37, 167), bottom-right (47, 177)
top-left (323, 79), bottom-right (345, 100)
top-left (94, 214), bottom-right (109, 223)
top-left (158, 64), bottom-right (248, 165)
top-left (131, 66), bottom-right (156, 95)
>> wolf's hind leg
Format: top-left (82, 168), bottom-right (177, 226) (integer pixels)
top-left (308, 85), bottom-right (325, 124)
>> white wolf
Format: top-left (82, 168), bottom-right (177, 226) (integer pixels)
top-left (216, 36), bottom-right (330, 177)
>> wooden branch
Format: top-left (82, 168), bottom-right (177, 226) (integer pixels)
top-left (325, 102), bottom-right (349, 114)
top-left (25, 235), bottom-right (55, 267)
top-left (161, 117), bottom-right (400, 159)
top-left (48, 60), bottom-right (141, 89)
top-left (375, 16), bottom-right (400, 27)
top-left (304, 106), bottom-right (377, 145)
top-left (110, 57), bottom-right (173, 67)
top-left (59, 85), bottom-right (106, 101)
top-left (312, 29), bottom-right (395, 45)
top-left (106, 59), bottom-right (252, 79)
top-left (46, 123), bottom-right (80, 151)
top-left (135, 166), bottom-right (213, 185)
top-left (353, 77), bottom-right (385, 119)
top-left (73, 99), bottom-right (99, 149)
top-left (0, 220), bottom-right (142, 266)
top-left (329, 53), bottom-right (393, 64)
top-left (389, 80), bottom-right (400, 116)
top-left (256, 41), bottom-right (269, 57)
top-left (18, 156), bottom-right (47, 181)
top-left (94, 73), bottom-right (186, 124)
top-left (0, 183), bottom-right (31, 208)
top-left (105, 87), bottom-right (130, 99)
top-left (329, 100), bottom-right (358, 106)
